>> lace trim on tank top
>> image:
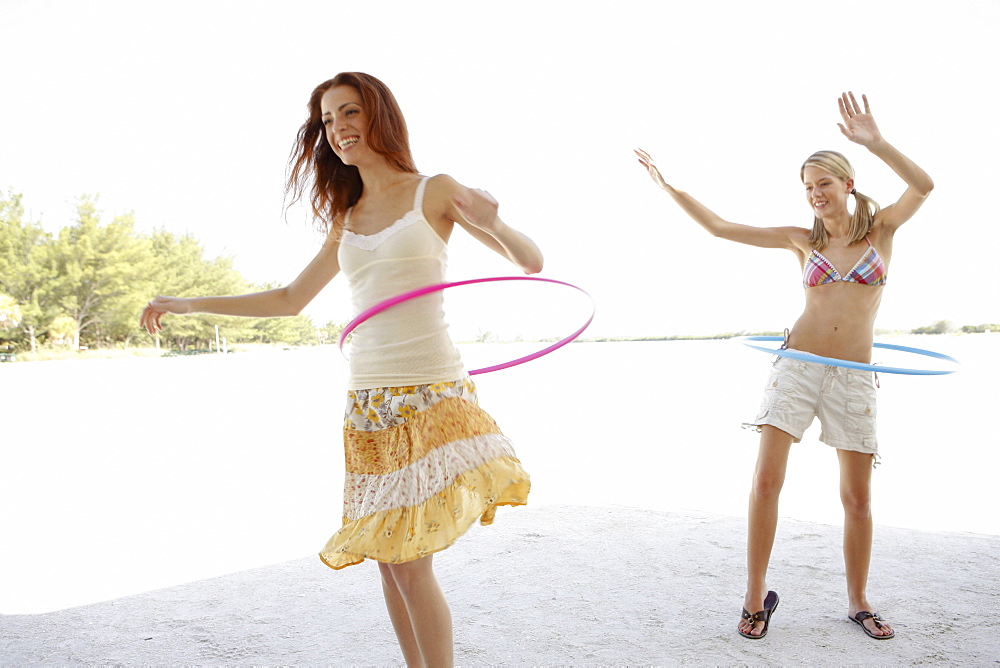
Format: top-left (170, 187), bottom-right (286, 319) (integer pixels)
top-left (341, 177), bottom-right (430, 251)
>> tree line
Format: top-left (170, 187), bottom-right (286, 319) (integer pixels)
top-left (0, 190), bottom-right (341, 353)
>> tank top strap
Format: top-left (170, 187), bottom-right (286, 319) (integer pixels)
top-left (412, 176), bottom-right (431, 215)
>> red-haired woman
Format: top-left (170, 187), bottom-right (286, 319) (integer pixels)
top-left (141, 72), bottom-right (542, 666)
top-left (636, 92), bottom-right (932, 641)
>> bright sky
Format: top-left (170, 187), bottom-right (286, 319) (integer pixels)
top-left (2, 0), bottom-right (997, 337)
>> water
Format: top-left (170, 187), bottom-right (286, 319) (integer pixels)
top-left (1, 335), bottom-right (996, 613)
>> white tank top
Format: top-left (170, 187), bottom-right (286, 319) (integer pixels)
top-left (337, 176), bottom-right (465, 389)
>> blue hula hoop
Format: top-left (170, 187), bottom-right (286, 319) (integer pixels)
top-left (740, 336), bottom-right (960, 375)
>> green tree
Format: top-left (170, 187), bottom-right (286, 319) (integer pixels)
top-left (318, 320), bottom-right (346, 345)
top-left (3, 190), bottom-right (308, 352)
top-left (145, 230), bottom-right (259, 350)
top-left (245, 282), bottom-right (318, 346)
top-left (0, 293), bottom-right (21, 330)
top-left (46, 315), bottom-right (77, 347)
top-left (0, 190), bottom-right (58, 352)
top-left (47, 197), bottom-right (155, 349)
top-left (248, 313), bottom-right (319, 346)
top-left (911, 320), bottom-right (953, 335)
top-left (961, 323), bottom-right (1000, 333)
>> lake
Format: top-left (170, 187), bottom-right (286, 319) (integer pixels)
top-left (1, 335), bottom-right (995, 613)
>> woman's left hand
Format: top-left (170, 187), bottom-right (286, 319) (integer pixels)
top-left (838, 91), bottom-right (883, 147)
top-left (451, 188), bottom-right (501, 234)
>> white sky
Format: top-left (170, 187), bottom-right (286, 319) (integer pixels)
top-left (2, 0), bottom-right (997, 337)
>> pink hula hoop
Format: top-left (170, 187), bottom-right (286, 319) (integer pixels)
top-left (337, 276), bottom-right (595, 375)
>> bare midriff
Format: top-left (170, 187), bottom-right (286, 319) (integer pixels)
top-left (786, 282), bottom-right (884, 363)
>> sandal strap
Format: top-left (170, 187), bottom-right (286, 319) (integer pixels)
top-left (855, 611), bottom-right (887, 629)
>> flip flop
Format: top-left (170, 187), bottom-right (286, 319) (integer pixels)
top-left (739, 590), bottom-right (779, 639)
top-left (851, 611), bottom-right (895, 639)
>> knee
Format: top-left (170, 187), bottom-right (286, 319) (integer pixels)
top-left (840, 488), bottom-right (872, 520)
top-left (751, 468), bottom-right (784, 502)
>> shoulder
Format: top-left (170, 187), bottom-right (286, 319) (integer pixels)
top-left (787, 226), bottom-right (811, 244)
top-left (419, 174), bottom-right (462, 237)
top-left (422, 174), bottom-right (467, 220)
top-left (783, 226), bottom-right (813, 261)
top-left (310, 229), bottom-right (343, 262)
top-left (324, 224), bottom-right (344, 247)
top-left (776, 225), bottom-right (812, 251)
top-left (424, 173), bottom-right (463, 198)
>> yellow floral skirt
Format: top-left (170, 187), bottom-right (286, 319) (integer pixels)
top-left (320, 377), bottom-right (530, 570)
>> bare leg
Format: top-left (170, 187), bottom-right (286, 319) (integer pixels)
top-left (740, 425), bottom-right (794, 637)
top-left (837, 449), bottom-right (893, 637)
top-left (378, 562), bottom-right (425, 667)
top-left (380, 555), bottom-right (454, 667)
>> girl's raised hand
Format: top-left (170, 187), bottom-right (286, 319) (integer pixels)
top-left (837, 92), bottom-right (883, 147)
top-left (635, 148), bottom-right (672, 192)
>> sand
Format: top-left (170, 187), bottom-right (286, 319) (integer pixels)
top-left (2, 504), bottom-right (997, 665)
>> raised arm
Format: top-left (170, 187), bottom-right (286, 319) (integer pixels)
top-left (635, 148), bottom-right (805, 254)
top-left (432, 175), bottom-right (543, 275)
top-left (140, 234), bottom-right (342, 335)
top-left (837, 92), bottom-right (934, 231)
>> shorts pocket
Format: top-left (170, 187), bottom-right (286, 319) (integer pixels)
top-left (759, 361), bottom-right (804, 413)
top-left (845, 399), bottom-right (876, 435)
top-left (757, 388), bottom-right (787, 418)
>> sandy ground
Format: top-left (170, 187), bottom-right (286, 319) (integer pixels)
top-left (2, 504), bottom-right (998, 666)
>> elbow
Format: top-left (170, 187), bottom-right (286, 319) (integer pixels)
top-left (919, 177), bottom-right (935, 197)
top-left (277, 287), bottom-right (307, 316)
top-left (522, 254), bottom-right (544, 275)
top-left (283, 298), bottom-right (308, 317)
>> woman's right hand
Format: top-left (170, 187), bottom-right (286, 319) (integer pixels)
top-left (140, 296), bottom-right (192, 335)
top-left (635, 148), bottom-right (673, 192)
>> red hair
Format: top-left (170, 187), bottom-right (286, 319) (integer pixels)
top-left (285, 72), bottom-right (417, 236)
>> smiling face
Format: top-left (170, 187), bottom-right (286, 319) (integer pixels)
top-left (802, 165), bottom-right (853, 220)
top-left (320, 85), bottom-right (369, 164)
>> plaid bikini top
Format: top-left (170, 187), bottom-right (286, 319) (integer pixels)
top-left (803, 237), bottom-right (887, 288)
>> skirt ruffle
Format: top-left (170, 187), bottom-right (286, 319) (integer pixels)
top-left (320, 378), bottom-right (529, 569)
